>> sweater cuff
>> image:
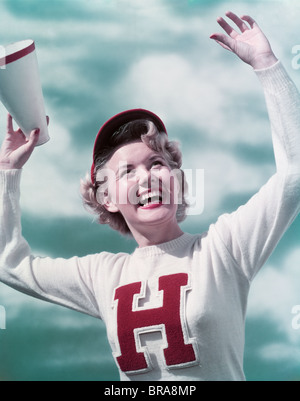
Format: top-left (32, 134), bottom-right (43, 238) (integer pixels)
top-left (0, 169), bottom-right (22, 193)
top-left (254, 60), bottom-right (292, 94)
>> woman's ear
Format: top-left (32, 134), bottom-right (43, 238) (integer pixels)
top-left (95, 170), bottom-right (119, 213)
top-left (103, 199), bottom-right (119, 213)
top-left (100, 190), bottom-right (120, 213)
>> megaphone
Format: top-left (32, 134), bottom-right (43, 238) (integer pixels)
top-left (0, 39), bottom-right (49, 146)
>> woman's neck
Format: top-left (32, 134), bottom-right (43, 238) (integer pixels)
top-left (131, 222), bottom-right (184, 248)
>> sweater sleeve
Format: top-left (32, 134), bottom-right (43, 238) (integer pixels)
top-left (214, 61), bottom-right (300, 282)
top-left (0, 169), bottom-right (102, 318)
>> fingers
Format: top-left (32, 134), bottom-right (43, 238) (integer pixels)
top-left (210, 33), bottom-right (235, 52)
top-left (6, 114), bottom-right (14, 133)
top-left (216, 16), bottom-right (239, 38)
top-left (225, 11), bottom-right (250, 33)
top-left (6, 114), bottom-right (25, 138)
top-left (215, 11), bottom-right (258, 38)
top-left (210, 37), bottom-right (233, 52)
top-left (12, 128), bottom-right (40, 169)
top-left (240, 15), bottom-right (258, 29)
top-left (27, 128), bottom-right (40, 149)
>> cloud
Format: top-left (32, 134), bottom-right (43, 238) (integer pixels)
top-left (258, 342), bottom-right (300, 365)
top-left (248, 247), bottom-right (300, 348)
top-left (18, 105), bottom-right (90, 218)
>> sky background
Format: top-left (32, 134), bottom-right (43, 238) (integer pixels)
top-left (0, 0), bottom-right (300, 381)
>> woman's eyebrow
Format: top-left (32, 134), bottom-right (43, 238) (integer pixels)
top-left (149, 154), bottom-right (164, 161)
top-left (116, 162), bottom-right (134, 175)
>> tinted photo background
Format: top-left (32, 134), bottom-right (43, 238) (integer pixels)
top-left (0, 0), bottom-right (300, 381)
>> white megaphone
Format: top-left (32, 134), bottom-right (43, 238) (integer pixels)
top-left (0, 39), bottom-right (49, 146)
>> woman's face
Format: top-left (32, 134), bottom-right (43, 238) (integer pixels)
top-left (100, 141), bottom-right (181, 234)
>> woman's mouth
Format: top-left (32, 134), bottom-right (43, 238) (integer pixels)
top-left (138, 190), bottom-right (163, 208)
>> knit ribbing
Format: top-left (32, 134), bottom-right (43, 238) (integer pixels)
top-left (255, 60), bottom-right (293, 94)
top-left (132, 232), bottom-right (196, 257)
top-left (0, 169), bottom-right (22, 194)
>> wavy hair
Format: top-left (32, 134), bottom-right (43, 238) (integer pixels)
top-left (80, 119), bottom-right (188, 235)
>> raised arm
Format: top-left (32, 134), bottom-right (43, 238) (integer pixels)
top-left (211, 11), bottom-right (300, 173)
top-left (0, 115), bottom-right (101, 318)
top-left (210, 12), bottom-right (300, 280)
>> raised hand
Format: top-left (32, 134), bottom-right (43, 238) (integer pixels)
top-left (0, 114), bottom-right (49, 170)
top-left (210, 11), bottom-right (278, 69)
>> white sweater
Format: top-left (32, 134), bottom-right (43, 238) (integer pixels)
top-left (0, 61), bottom-right (300, 381)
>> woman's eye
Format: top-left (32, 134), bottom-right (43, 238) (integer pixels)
top-left (151, 160), bottom-right (163, 168)
top-left (120, 168), bottom-right (135, 178)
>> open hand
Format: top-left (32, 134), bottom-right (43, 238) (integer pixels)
top-left (0, 114), bottom-right (49, 170)
top-left (210, 11), bottom-right (278, 69)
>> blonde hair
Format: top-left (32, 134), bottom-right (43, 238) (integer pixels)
top-left (80, 119), bottom-right (188, 235)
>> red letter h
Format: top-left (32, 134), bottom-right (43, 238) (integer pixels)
top-left (114, 273), bottom-right (197, 373)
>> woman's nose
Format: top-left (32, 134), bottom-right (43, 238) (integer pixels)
top-left (136, 167), bottom-right (151, 186)
top-left (136, 167), bottom-right (160, 190)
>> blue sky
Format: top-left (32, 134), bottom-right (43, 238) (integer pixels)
top-left (0, 0), bottom-right (300, 381)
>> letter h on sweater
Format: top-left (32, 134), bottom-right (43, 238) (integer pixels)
top-left (113, 273), bottom-right (199, 374)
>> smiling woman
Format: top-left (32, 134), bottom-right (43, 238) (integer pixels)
top-left (81, 112), bottom-right (188, 238)
top-left (0, 11), bottom-right (300, 382)
top-left (100, 141), bottom-right (184, 246)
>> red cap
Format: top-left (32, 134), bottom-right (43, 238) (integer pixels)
top-left (91, 108), bottom-right (167, 184)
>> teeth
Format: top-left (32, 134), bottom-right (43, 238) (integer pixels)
top-left (138, 191), bottom-right (162, 206)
